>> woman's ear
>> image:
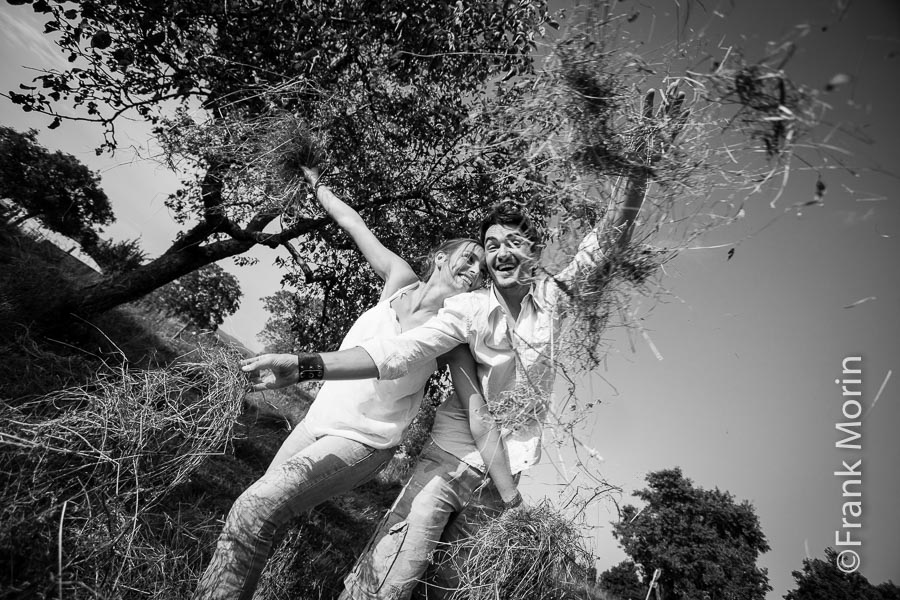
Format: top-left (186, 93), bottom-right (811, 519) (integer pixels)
top-left (434, 250), bottom-right (448, 269)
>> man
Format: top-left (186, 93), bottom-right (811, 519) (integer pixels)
top-left (243, 88), bottom-right (684, 600)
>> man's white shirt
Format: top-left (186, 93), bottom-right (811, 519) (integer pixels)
top-left (360, 229), bottom-right (602, 474)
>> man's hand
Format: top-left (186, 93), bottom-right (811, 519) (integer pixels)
top-left (638, 82), bottom-right (689, 168)
top-left (609, 84), bottom-right (690, 248)
top-left (240, 353), bottom-right (299, 392)
top-left (301, 165), bottom-right (320, 187)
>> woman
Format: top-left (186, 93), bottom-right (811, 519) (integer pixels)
top-left (193, 167), bottom-right (488, 600)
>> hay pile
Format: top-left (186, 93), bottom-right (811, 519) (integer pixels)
top-left (158, 106), bottom-right (329, 230)
top-left (0, 347), bottom-right (246, 598)
top-left (448, 503), bottom-right (594, 600)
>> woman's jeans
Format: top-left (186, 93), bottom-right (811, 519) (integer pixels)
top-left (193, 421), bottom-right (394, 600)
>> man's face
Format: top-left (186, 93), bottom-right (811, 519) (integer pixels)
top-left (483, 224), bottom-right (538, 289)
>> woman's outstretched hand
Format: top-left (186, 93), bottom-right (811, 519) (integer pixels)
top-left (240, 354), bottom-right (299, 392)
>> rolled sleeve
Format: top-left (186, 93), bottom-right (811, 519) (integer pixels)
top-left (359, 293), bottom-right (476, 380)
top-left (554, 229), bottom-right (602, 285)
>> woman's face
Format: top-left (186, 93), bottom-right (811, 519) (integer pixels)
top-left (440, 242), bottom-right (486, 295)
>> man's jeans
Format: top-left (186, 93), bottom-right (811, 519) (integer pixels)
top-left (193, 421), bottom-right (394, 600)
top-left (340, 441), bottom-right (505, 600)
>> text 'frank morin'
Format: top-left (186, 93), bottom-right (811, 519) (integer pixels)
top-left (834, 356), bottom-right (862, 573)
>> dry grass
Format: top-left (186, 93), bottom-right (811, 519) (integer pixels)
top-left (446, 502), bottom-right (594, 600)
top-left (0, 347), bottom-right (247, 598)
top-left (0, 217), bottom-right (406, 600)
top-left (0, 222), bottom-right (192, 400)
top-left (157, 106), bottom-right (330, 231)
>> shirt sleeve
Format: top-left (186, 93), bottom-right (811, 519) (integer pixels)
top-left (359, 293), bottom-right (475, 380)
top-left (551, 227), bottom-right (603, 287)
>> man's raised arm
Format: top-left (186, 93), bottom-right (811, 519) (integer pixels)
top-left (554, 85), bottom-right (687, 285)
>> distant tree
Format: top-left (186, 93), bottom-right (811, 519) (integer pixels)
top-left (599, 560), bottom-right (646, 600)
top-left (784, 547), bottom-right (900, 600)
top-left (611, 468), bottom-right (771, 600)
top-left (0, 126), bottom-right (113, 245)
top-left (258, 288), bottom-right (328, 353)
top-left (153, 263), bottom-right (242, 330)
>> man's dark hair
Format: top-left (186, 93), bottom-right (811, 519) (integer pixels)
top-left (478, 201), bottom-right (543, 247)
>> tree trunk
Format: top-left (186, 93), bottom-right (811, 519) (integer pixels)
top-left (66, 238), bottom-right (255, 317)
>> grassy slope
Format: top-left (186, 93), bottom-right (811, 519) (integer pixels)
top-left (0, 222), bottom-right (403, 599)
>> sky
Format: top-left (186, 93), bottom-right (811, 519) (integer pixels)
top-left (1, 1), bottom-right (897, 598)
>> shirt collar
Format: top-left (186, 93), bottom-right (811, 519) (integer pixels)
top-left (529, 278), bottom-right (550, 313)
top-left (488, 281), bottom-right (546, 321)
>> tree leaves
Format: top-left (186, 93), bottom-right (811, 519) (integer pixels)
top-left (609, 468), bottom-right (772, 600)
top-left (153, 264), bottom-right (243, 330)
top-left (90, 30), bottom-right (112, 49)
top-left (785, 548), bottom-right (900, 600)
top-left (0, 126), bottom-right (113, 244)
top-left (3, 1), bottom-right (555, 316)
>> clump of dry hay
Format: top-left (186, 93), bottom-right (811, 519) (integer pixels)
top-left (158, 107), bottom-right (329, 228)
top-left (0, 346), bottom-right (246, 598)
top-left (482, 8), bottom-right (824, 392)
top-left (447, 503), bottom-right (593, 600)
top-left (487, 384), bottom-right (546, 433)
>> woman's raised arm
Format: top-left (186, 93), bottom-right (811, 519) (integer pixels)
top-left (303, 167), bottom-right (417, 296)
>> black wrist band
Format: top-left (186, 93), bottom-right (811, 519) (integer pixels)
top-left (296, 353), bottom-right (325, 381)
top-left (502, 490), bottom-right (523, 510)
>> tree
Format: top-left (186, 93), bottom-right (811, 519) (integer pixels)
top-left (152, 263), bottom-right (242, 330)
top-left (6, 2), bottom-right (826, 371)
top-left (6, 0), bottom-right (553, 318)
top-left (784, 547), bottom-right (900, 600)
top-left (0, 126), bottom-right (113, 245)
top-left (610, 468), bottom-right (772, 600)
top-left (599, 560), bottom-right (646, 600)
top-left (258, 289), bottom-right (328, 353)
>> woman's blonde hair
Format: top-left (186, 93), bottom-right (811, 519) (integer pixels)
top-left (419, 237), bottom-right (482, 281)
